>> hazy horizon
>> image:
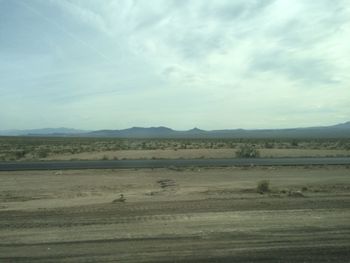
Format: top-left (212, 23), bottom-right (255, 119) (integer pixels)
top-left (1, 0), bottom-right (349, 130)
top-left (1, 119), bottom-right (349, 132)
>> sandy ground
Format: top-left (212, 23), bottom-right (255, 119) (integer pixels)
top-left (44, 148), bottom-right (350, 161)
top-left (1, 166), bottom-right (350, 262)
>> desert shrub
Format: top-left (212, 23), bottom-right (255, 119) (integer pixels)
top-left (14, 150), bottom-right (26, 159)
top-left (236, 144), bottom-right (260, 158)
top-left (257, 180), bottom-right (270, 194)
top-left (264, 142), bottom-right (274, 149)
top-left (37, 148), bottom-right (49, 158)
top-left (301, 186), bottom-right (308, 192)
top-left (290, 140), bottom-right (299, 147)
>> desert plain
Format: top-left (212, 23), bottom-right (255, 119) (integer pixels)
top-left (0, 164), bottom-right (350, 262)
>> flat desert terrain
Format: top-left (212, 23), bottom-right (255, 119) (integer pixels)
top-left (45, 148), bottom-right (350, 161)
top-left (1, 137), bottom-right (349, 162)
top-left (1, 166), bottom-right (350, 262)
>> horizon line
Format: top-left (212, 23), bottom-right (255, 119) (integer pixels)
top-left (1, 120), bottom-right (349, 132)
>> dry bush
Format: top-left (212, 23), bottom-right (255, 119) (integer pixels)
top-left (257, 180), bottom-right (270, 194)
top-left (236, 144), bottom-right (260, 158)
top-left (36, 148), bottom-right (49, 158)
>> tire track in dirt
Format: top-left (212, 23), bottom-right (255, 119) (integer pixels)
top-left (1, 232), bottom-right (350, 263)
top-left (0, 198), bottom-right (350, 229)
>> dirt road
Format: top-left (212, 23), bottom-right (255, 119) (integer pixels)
top-left (0, 166), bottom-right (350, 262)
top-left (1, 157), bottom-right (350, 171)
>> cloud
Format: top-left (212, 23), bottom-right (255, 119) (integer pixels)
top-left (249, 50), bottom-right (336, 84)
top-left (49, 0), bottom-right (110, 34)
top-left (201, 0), bottom-right (275, 21)
top-left (0, 0), bottom-right (349, 129)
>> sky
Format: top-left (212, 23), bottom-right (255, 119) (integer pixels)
top-left (0, 0), bottom-right (349, 130)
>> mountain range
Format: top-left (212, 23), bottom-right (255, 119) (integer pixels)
top-left (0, 122), bottom-right (349, 138)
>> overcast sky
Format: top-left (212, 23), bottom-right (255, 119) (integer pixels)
top-left (0, 0), bottom-right (349, 130)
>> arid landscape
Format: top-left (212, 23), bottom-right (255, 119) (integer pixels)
top-left (1, 165), bottom-right (350, 262)
top-left (2, 0), bottom-right (350, 261)
top-left (1, 137), bottom-right (350, 161)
